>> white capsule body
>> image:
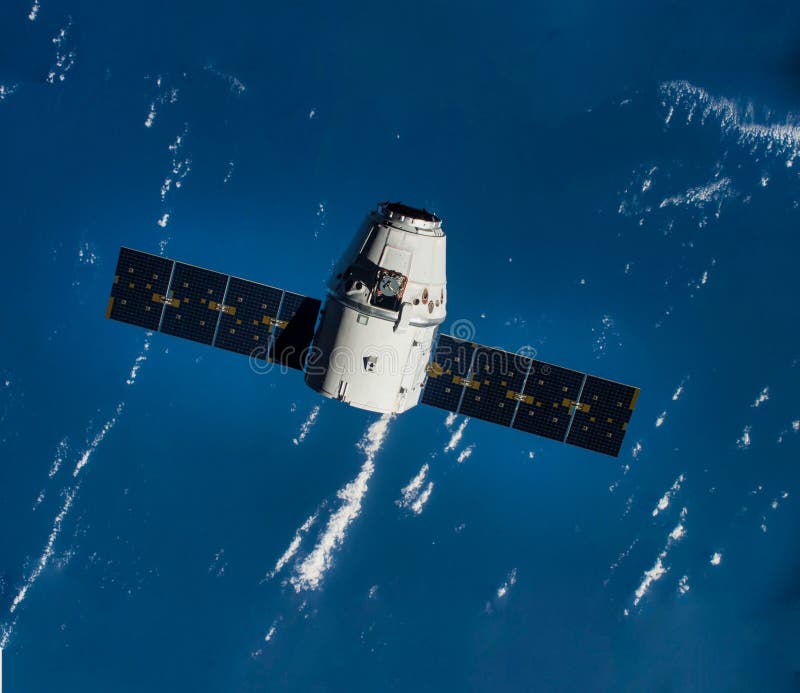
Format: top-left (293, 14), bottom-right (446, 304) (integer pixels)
top-left (305, 203), bottom-right (446, 413)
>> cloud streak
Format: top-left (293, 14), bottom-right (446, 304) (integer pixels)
top-left (290, 414), bottom-right (392, 592)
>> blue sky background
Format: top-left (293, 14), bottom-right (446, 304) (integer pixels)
top-left (1, 0), bottom-right (800, 690)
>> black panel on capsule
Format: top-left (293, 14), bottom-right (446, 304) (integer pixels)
top-left (107, 248), bottom-right (173, 331)
top-left (160, 263), bottom-right (229, 345)
top-left (214, 278), bottom-right (282, 358)
top-left (512, 361), bottom-right (584, 441)
top-left (271, 293), bottom-right (322, 371)
top-left (459, 347), bottom-right (530, 426)
top-left (566, 377), bottom-right (639, 457)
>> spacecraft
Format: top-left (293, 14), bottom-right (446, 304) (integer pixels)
top-left (105, 202), bottom-right (639, 456)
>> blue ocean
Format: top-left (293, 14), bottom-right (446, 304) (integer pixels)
top-left (1, 0), bottom-right (800, 690)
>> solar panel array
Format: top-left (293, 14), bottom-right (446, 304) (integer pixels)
top-left (107, 247), bottom-right (321, 370)
top-left (421, 334), bottom-right (639, 457)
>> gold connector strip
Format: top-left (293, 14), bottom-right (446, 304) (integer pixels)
top-left (208, 301), bottom-right (237, 316)
top-left (506, 390), bottom-right (534, 405)
top-left (151, 292), bottom-right (179, 308)
top-left (629, 388), bottom-right (640, 410)
top-left (427, 362), bottom-right (444, 378)
top-left (261, 315), bottom-right (288, 329)
top-left (105, 297), bottom-right (114, 318)
top-left (453, 376), bottom-right (480, 390)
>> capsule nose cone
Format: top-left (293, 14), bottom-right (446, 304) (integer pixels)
top-left (378, 201), bottom-right (443, 235)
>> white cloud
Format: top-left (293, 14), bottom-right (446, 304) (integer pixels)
top-left (266, 510), bottom-right (319, 580)
top-left (655, 411), bottom-right (667, 428)
top-left (736, 425), bottom-right (752, 450)
top-left (496, 568), bottom-right (518, 599)
top-left (634, 555), bottom-right (666, 606)
top-left (678, 574), bottom-right (690, 595)
top-left (632, 508), bottom-right (688, 607)
top-left (73, 402), bottom-right (125, 477)
top-left (411, 483), bottom-right (433, 515)
top-left (444, 412), bottom-right (457, 430)
top-left (144, 102), bottom-right (157, 128)
top-left (672, 378), bottom-right (688, 401)
top-left (661, 80), bottom-right (800, 163)
top-left (293, 404), bottom-right (320, 445)
top-left (8, 485), bottom-right (78, 622)
top-left (0, 84), bottom-right (17, 101)
top-left (710, 552), bottom-right (722, 566)
top-left (46, 19), bottom-right (76, 85)
top-left (444, 418), bottom-right (469, 453)
top-left (126, 337), bottom-right (151, 385)
top-left (397, 463), bottom-right (428, 503)
top-left (457, 444), bottom-right (475, 464)
top-left (48, 437), bottom-right (69, 478)
top-left (397, 464), bottom-right (434, 515)
top-left (290, 414), bottom-right (392, 592)
top-left (204, 64), bottom-right (247, 95)
top-left (28, 0), bottom-right (40, 21)
top-left (751, 387), bottom-right (769, 408)
top-left (658, 177), bottom-right (734, 213)
top-left (652, 474), bottom-right (685, 517)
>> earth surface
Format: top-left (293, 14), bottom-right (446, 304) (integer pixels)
top-left (1, 0), bottom-right (800, 690)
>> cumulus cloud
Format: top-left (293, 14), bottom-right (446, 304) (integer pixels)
top-left (661, 80), bottom-right (800, 164)
top-left (444, 418), bottom-right (469, 453)
top-left (396, 463), bottom-right (434, 515)
top-left (290, 414), bottom-right (392, 592)
top-left (293, 404), bottom-right (320, 445)
top-left (651, 474), bottom-right (685, 517)
top-left (73, 402), bottom-right (125, 477)
top-left (751, 387), bottom-right (769, 408)
top-left (496, 568), bottom-right (518, 599)
top-left (736, 425), bottom-right (752, 450)
top-left (632, 508), bottom-right (688, 609)
top-left (457, 444), bottom-right (475, 464)
top-left (265, 510), bottom-right (319, 580)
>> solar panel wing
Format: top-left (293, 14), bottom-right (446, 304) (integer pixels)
top-left (106, 247), bottom-right (321, 372)
top-left (565, 376), bottom-right (639, 457)
top-left (106, 247), bottom-right (174, 331)
top-left (420, 333), bottom-right (639, 457)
